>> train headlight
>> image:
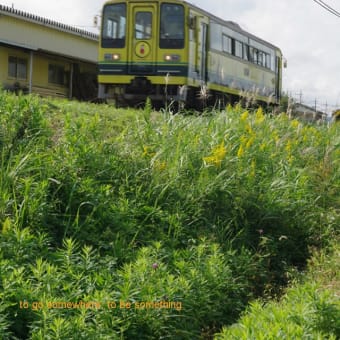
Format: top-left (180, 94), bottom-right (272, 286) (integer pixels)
top-left (104, 53), bottom-right (121, 61)
top-left (164, 54), bottom-right (181, 62)
top-left (112, 54), bottom-right (121, 61)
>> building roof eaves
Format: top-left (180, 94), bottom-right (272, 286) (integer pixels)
top-left (0, 4), bottom-right (99, 41)
top-left (0, 38), bottom-right (38, 51)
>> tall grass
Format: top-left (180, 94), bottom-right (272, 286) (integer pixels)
top-left (0, 90), bottom-right (339, 338)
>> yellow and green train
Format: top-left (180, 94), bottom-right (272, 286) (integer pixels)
top-left (98, 0), bottom-right (283, 108)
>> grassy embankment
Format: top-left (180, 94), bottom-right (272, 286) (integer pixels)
top-left (0, 90), bottom-right (339, 339)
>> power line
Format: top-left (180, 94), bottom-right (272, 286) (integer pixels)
top-left (313, 0), bottom-right (340, 16)
top-left (319, 0), bottom-right (340, 15)
top-left (312, 0), bottom-right (340, 18)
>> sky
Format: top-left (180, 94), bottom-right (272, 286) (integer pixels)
top-left (2, 0), bottom-right (340, 113)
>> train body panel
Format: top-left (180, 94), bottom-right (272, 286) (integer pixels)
top-left (98, 0), bottom-right (283, 107)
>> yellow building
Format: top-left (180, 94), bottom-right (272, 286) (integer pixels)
top-left (0, 4), bottom-right (98, 100)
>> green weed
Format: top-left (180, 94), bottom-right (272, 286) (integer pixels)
top-left (0, 90), bottom-right (339, 338)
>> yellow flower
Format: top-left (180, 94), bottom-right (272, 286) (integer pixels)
top-left (255, 107), bottom-right (265, 124)
top-left (203, 155), bottom-right (221, 167)
top-left (285, 140), bottom-right (294, 165)
top-left (143, 146), bottom-right (149, 157)
top-left (285, 140), bottom-right (292, 154)
top-left (246, 136), bottom-right (255, 149)
top-left (260, 142), bottom-right (266, 151)
top-left (212, 141), bottom-right (226, 159)
top-left (291, 119), bottom-right (300, 129)
top-left (203, 141), bottom-right (226, 167)
top-left (237, 144), bottom-right (244, 158)
top-left (272, 131), bottom-right (280, 144)
top-left (245, 123), bottom-right (254, 135)
top-left (143, 146), bottom-right (156, 158)
top-left (153, 160), bottom-right (167, 171)
top-left (240, 110), bottom-right (249, 121)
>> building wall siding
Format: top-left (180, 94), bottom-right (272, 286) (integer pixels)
top-left (0, 8), bottom-right (98, 99)
top-left (0, 15), bottom-right (98, 62)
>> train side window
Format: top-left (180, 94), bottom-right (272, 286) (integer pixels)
top-left (262, 52), bottom-right (267, 67)
top-left (243, 44), bottom-right (249, 61)
top-left (249, 47), bottom-right (257, 63)
top-left (234, 40), bottom-right (243, 58)
top-left (222, 35), bottom-right (232, 54)
top-left (258, 51), bottom-right (264, 66)
top-left (265, 54), bottom-right (271, 69)
top-left (135, 12), bottom-right (152, 39)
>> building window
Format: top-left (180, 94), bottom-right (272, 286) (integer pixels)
top-left (8, 56), bottom-right (27, 79)
top-left (48, 64), bottom-right (64, 85)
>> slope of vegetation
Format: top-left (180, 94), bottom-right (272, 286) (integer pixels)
top-left (0, 90), bottom-right (339, 339)
top-left (215, 241), bottom-right (340, 339)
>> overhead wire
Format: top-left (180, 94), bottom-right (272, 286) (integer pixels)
top-left (312, 0), bottom-right (340, 17)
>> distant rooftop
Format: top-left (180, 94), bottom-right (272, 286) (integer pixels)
top-left (0, 4), bottom-right (98, 40)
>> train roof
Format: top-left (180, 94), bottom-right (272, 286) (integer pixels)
top-left (185, 1), bottom-right (281, 52)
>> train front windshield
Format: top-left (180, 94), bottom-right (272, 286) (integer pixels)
top-left (101, 3), bottom-right (184, 49)
top-left (160, 4), bottom-right (184, 48)
top-left (102, 4), bottom-right (126, 48)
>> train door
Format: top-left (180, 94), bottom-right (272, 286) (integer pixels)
top-left (275, 56), bottom-right (281, 102)
top-left (196, 17), bottom-right (209, 83)
top-left (128, 3), bottom-right (157, 74)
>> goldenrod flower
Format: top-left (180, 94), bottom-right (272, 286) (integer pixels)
top-left (260, 142), bottom-right (266, 151)
top-left (255, 107), bottom-right (265, 124)
top-left (203, 141), bottom-right (226, 167)
top-left (245, 123), bottom-right (254, 135)
top-left (153, 160), bottom-right (167, 171)
top-left (240, 110), bottom-right (249, 122)
top-left (246, 136), bottom-right (255, 149)
top-left (237, 144), bottom-right (244, 158)
top-left (285, 140), bottom-right (292, 154)
top-left (143, 146), bottom-right (156, 158)
top-left (272, 131), bottom-right (280, 144)
top-left (290, 119), bottom-right (300, 129)
top-left (203, 155), bottom-right (220, 166)
top-left (240, 135), bottom-right (247, 144)
top-left (212, 141), bottom-right (226, 159)
top-left (285, 140), bottom-right (294, 164)
top-left (143, 146), bottom-right (149, 157)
